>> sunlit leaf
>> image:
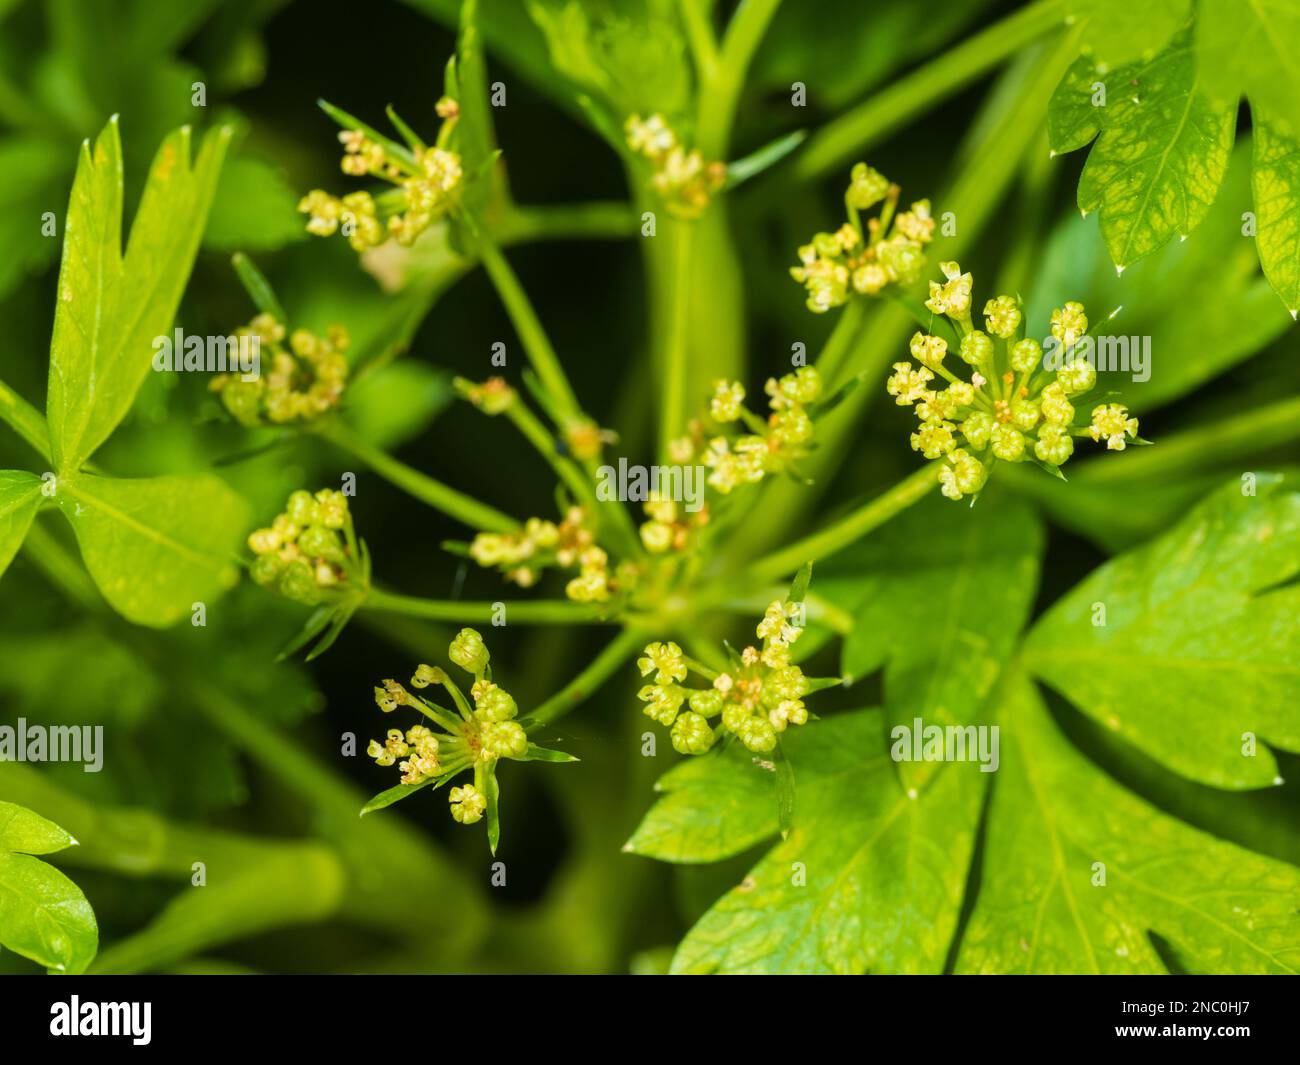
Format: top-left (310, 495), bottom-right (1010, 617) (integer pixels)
top-left (46, 118), bottom-right (230, 473)
top-left (0, 801), bottom-right (97, 973)
top-left (1025, 475), bottom-right (1300, 788)
top-left (56, 472), bottom-right (247, 627)
top-left (958, 674), bottom-right (1300, 974)
top-left (0, 472), bottom-right (44, 582)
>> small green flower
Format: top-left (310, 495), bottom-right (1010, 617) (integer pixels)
top-left (473, 681), bottom-right (518, 722)
top-left (910, 331), bottom-right (948, 370)
top-left (464, 506), bottom-right (628, 603)
top-left (1057, 356), bottom-right (1097, 395)
top-left (939, 449), bottom-right (988, 502)
top-left (711, 380), bottom-right (746, 422)
top-left (924, 261), bottom-right (973, 319)
top-left (411, 663), bottom-right (443, 688)
top-left (481, 720), bottom-right (527, 758)
top-left (671, 712), bottom-right (716, 755)
top-left (455, 376), bottom-right (517, 415)
top-left (1010, 338), bottom-right (1041, 373)
top-left (887, 362), bottom-right (934, 406)
top-left (1050, 301), bottom-right (1089, 349)
top-left (845, 162), bottom-right (890, 209)
top-left (983, 295), bottom-right (1022, 338)
top-left (1089, 403), bottom-right (1141, 451)
top-left (637, 641), bottom-right (687, 685)
top-left (960, 330), bottom-right (993, 368)
top-left (449, 785), bottom-right (486, 824)
top-left (638, 683), bottom-right (686, 725)
top-left (911, 419), bottom-right (957, 460)
top-left (248, 487), bottom-right (368, 609)
top-left (449, 628), bottom-right (489, 674)
top-left (624, 113), bottom-right (725, 219)
top-left (1039, 382), bottom-right (1075, 426)
top-left (1034, 423), bottom-right (1075, 465)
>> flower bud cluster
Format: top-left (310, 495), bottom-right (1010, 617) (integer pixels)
top-left (468, 507), bottom-right (635, 604)
top-left (299, 97), bottom-right (464, 253)
top-left (666, 367), bottom-right (824, 505)
top-left (790, 163), bottom-right (934, 313)
top-left (248, 488), bottom-right (360, 604)
top-left (635, 597), bottom-right (833, 756)
top-left (211, 313), bottom-right (349, 427)
top-left (625, 113), bottom-right (726, 219)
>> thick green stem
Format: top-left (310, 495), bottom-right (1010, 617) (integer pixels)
top-left (317, 418), bottom-right (517, 533)
top-left (746, 462), bottom-right (941, 582)
top-left (697, 0), bottom-right (785, 157)
top-left (815, 298), bottom-right (869, 389)
top-left (531, 627), bottom-right (646, 723)
top-left (364, 586), bottom-right (614, 625)
top-left (790, 0), bottom-right (1068, 185)
top-left (496, 201), bottom-right (638, 244)
top-left (478, 234), bottom-right (582, 423)
top-left (679, 0), bottom-right (719, 79)
top-left (659, 219), bottom-right (695, 456)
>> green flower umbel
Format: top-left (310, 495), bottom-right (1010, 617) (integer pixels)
top-left (210, 313), bottom-right (349, 427)
top-left (246, 487), bottom-right (372, 659)
top-left (886, 269), bottom-right (1146, 501)
top-left (363, 628), bottom-right (576, 852)
top-left (248, 488), bottom-right (367, 605)
top-left (634, 570), bottom-right (840, 756)
top-left (299, 95), bottom-right (464, 254)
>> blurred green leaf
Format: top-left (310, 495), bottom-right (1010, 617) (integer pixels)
top-left (203, 154), bottom-right (306, 252)
top-left (751, 0), bottom-right (996, 109)
top-left (0, 137), bottom-right (68, 296)
top-left (1026, 475), bottom-right (1300, 789)
top-left (88, 846), bottom-right (344, 974)
top-left (1197, 0), bottom-right (1300, 130)
top-left (1067, 0), bottom-right (1189, 66)
top-left (343, 361), bottom-right (454, 451)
